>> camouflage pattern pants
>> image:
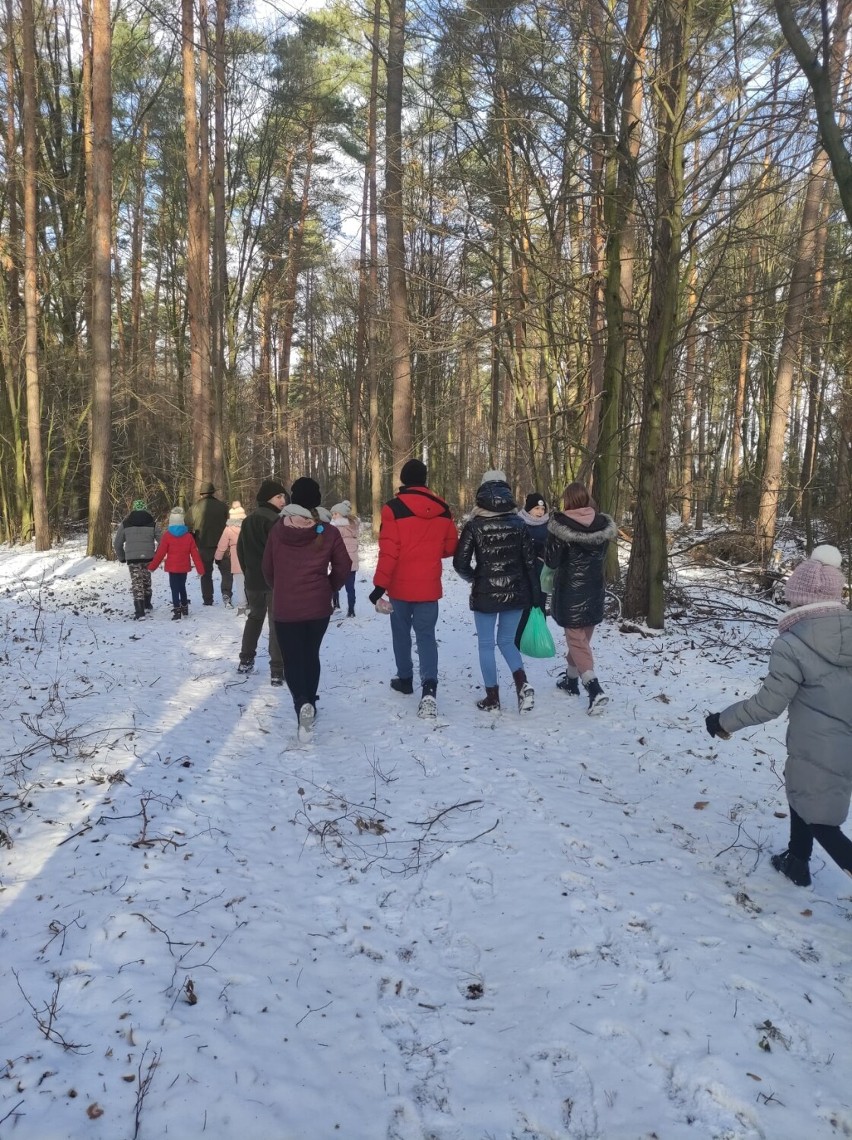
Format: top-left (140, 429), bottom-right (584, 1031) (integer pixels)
top-left (128, 563), bottom-right (152, 602)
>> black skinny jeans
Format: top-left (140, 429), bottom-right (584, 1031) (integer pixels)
top-left (274, 617), bottom-right (330, 715)
top-left (789, 807), bottom-right (852, 873)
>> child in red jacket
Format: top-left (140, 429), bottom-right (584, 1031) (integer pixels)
top-left (148, 507), bottom-right (204, 619)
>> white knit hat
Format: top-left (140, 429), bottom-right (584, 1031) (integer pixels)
top-left (480, 469), bottom-right (508, 485)
top-left (330, 500), bottom-right (352, 517)
top-left (168, 507), bottom-right (185, 526)
top-left (228, 500), bottom-right (246, 521)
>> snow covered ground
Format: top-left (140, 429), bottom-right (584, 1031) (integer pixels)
top-left (1, 536), bottom-right (851, 1140)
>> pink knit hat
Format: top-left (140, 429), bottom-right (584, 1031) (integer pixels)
top-left (784, 545), bottom-right (845, 607)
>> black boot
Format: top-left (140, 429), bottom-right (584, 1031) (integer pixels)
top-left (133, 599), bottom-right (146, 620)
top-left (418, 680), bottom-right (438, 719)
top-left (476, 686), bottom-right (500, 711)
top-left (181, 602), bottom-right (189, 616)
top-left (513, 668), bottom-right (535, 712)
top-left (172, 606), bottom-right (182, 621)
top-left (771, 850), bottom-right (811, 887)
top-left (584, 677), bottom-right (609, 715)
top-left (347, 605), bottom-right (355, 618)
top-left (556, 671), bottom-right (580, 695)
top-left (144, 592), bottom-right (153, 611)
top-left (390, 676), bottom-right (414, 695)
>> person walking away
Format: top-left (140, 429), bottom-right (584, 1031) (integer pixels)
top-left (545, 481), bottom-right (617, 713)
top-left (329, 500), bottom-right (359, 616)
top-left (187, 482), bottom-right (229, 605)
top-left (147, 508), bottom-right (204, 619)
top-left (368, 459), bottom-right (458, 720)
top-left (263, 477), bottom-right (351, 741)
top-left (236, 479), bottom-right (288, 684)
top-left (114, 498), bottom-right (158, 619)
top-left (453, 471), bottom-right (541, 712)
top-left (706, 545), bottom-right (852, 889)
top-left (215, 502), bottom-right (247, 613)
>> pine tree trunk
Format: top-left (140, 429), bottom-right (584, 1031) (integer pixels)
top-left (86, 0), bottom-right (113, 558)
top-left (21, 0), bottom-right (49, 548)
top-left (385, 0), bottom-right (413, 471)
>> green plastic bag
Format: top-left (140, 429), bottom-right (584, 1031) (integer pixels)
top-left (518, 606), bottom-right (556, 658)
top-left (540, 563), bottom-right (555, 593)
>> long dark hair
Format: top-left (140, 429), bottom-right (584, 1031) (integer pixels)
top-left (562, 481), bottom-right (595, 511)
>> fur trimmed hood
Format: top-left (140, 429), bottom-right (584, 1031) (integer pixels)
top-left (547, 512), bottom-right (617, 547)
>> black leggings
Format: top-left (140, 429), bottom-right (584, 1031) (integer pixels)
top-left (274, 617), bottom-right (330, 715)
top-left (789, 807), bottom-right (852, 873)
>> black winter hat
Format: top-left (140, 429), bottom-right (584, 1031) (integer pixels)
top-left (290, 477), bottom-right (322, 510)
top-left (400, 459), bottom-right (428, 487)
top-left (524, 492), bottom-right (546, 512)
top-left (257, 479), bottom-right (287, 504)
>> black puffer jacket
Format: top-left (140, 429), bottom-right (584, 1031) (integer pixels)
top-left (545, 510), bottom-right (617, 627)
top-left (453, 481), bottom-right (539, 613)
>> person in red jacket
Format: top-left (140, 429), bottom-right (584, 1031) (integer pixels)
top-left (262, 478), bottom-right (351, 741)
top-left (148, 507), bottom-right (205, 620)
top-left (368, 459), bottom-right (458, 719)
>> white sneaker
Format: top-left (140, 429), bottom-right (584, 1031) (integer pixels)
top-left (417, 695), bottom-right (438, 720)
top-left (518, 683), bottom-right (535, 713)
top-left (298, 703), bottom-right (316, 742)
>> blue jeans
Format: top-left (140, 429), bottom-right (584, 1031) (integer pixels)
top-left (168, 572), bottom-right (188, 607)
top-left (474, 609), bottom-right (523, 687)
top-left (389, 599), bottom-right (439, 684)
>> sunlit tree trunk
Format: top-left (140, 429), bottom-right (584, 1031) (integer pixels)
top-left (21, 0), bottom-right (49, 548)
top-left (385, 0), bottom-right (413, 470)
top-left (183, 0), bottom-right (212, 487)
top-left (86, 0), bottom-right (113, 558)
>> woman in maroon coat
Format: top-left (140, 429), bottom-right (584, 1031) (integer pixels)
top-left (262, 478), bottom-right (351, 740)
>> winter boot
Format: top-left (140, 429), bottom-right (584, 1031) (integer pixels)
top-left (144, 591), bottom-right (153, 612)
top-left (181, 602), bottom-right (189, 617)
top-left (418, 680), bottom-right (438, 719)
top-left (476, 686), bottom-right (500, 711)
top-left (770, 849), bottom-right (811, 887)
top-left (390, 676), bottom-right (414, 695)
top-left (513, 669), bottom-right (535, 713)
top-left (237, 660), bottom-right (254, 675)
top-left (171, 606), bottom-right (182, 621)
top-left (556, 671), bottom-right (580, 696)
top-left (347, 605), bottom-right (355, 618)
top-left (133, 599), bottom-right (146, 620)
top-left (298, 702), bottom-right (316, 743)
top-left (270, 672), bottom-right (285, 688)
top-left (584, 677), bottom-right (609, 715)
top-left (223, 593), bottom-right (233, 608)
top-left (332, 592), bottom-right (341, 611)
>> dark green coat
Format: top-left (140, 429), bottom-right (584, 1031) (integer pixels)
top-left (188, 494), bottom-right (228, 553)
top-left (237, 503), bottom-right (281, 591)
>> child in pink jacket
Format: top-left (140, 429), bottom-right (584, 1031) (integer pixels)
top-left (214, 501), bottom-right (247, 613)
top-left (330, 500), bottom-right (359, 617)
top-left (148, 507), bottom-right (204, 620)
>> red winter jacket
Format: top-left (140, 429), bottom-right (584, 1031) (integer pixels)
top-left (262, 516), bottom-right (351, 622)
top-left (373, 486), bottom-right (458, 602)
top-left (148, 528), bottom-right (205, 575)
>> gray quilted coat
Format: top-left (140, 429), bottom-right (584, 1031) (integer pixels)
top-left (719, 605), bottom-right (852, 826)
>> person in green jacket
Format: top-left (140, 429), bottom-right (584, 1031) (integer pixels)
top-left (187, 482), bottom-right (229, 605)
top-left (236, 479), bottom-right (288, 684)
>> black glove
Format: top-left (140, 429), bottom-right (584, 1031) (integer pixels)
top-left (368, 586), bottom-right (385, 605)
top-left (705, 713), bottom-right (731, 740)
